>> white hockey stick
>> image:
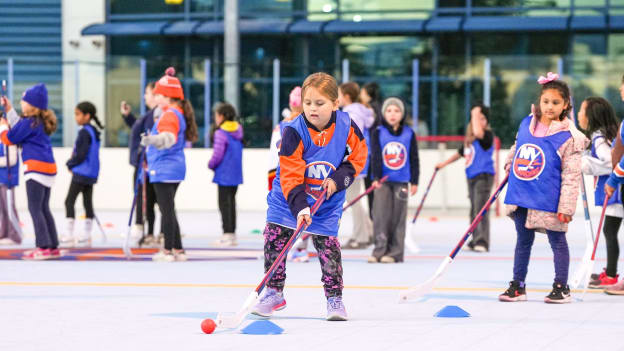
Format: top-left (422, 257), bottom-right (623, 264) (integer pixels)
top-left (570, 178), bottom-right (595, 289)
top-left (400, 175), bottom-right (508, 302)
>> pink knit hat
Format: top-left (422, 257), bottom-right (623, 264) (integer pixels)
top-left (289, 86), bottom-right (302, 107)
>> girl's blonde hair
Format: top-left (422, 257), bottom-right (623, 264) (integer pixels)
top-left (301, 72), bottom-right (338, 102)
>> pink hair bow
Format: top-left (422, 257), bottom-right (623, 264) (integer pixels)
top-left (537, 72), bottom-right (559, 85)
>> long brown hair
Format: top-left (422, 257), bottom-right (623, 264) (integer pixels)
top-left (29, 108), bottom-right (57, 135)
top-left (172, 98), bottom-right (198, 143)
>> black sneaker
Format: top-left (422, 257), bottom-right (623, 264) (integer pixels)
top-left (499, 280), bottom-right (527, 302)
top-left (544, 283), bottom-right (571, 304)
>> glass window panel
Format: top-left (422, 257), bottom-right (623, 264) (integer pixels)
top-left (338, 0), bottom-right (433, 20)
top-left (307, 0), bottom-right (338, 20)
top-left (110, 0), bottom-right (184, 14)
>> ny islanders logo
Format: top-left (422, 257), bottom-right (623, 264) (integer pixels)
top-left (305, 161), bottom-right (335, 199)
top-left (383, 142), bottom-right (407, 170)
top-left (464, 144), bottom-right (475, 168)
top-left (512, 143), bottom-right (546, 180)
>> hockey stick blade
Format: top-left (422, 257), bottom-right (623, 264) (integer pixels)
top-left (122, 228), bottom-right (132, 258)
top-left (399, 256), bottom-right (452, 302)
top-left (571, 241), bottom-right (593, 289)
top-left (404, 218), bottom-right (420, 253)
top-left (216, 292), bottom-right (259, 329)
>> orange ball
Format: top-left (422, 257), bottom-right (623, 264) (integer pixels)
top-left (201, 319), bottom-right (216, 334)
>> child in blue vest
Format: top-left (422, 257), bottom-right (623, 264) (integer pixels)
top-left (578, 97), bottom-right (621, 288)
top-left (208, 102), bottom-right (244, 247)
top-left (253, 72), bottom-right (368, 321)
top-left (436, 102), bottom-right (495, 252)
top-left (61, 101), bottom-right (103, 247)
top-left (500, 73), bottom-right (588, 303)
top-left (0, 142), bottom-right (20, 245)
top-left (369, 97), bottom-right (420, 263)
top-left (121, 82), bottom-right (160, 246)
top-left (0, 83), bottom-right (59, 260)
top-left (141, 67), bottom-right (198, 262)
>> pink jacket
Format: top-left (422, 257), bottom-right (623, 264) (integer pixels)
top-left (505, 115), bottom-right (589, 232)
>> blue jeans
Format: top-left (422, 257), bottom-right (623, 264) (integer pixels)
top-left (512, 207), bottom-right (569, 285)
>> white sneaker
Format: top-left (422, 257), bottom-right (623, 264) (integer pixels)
top-left (0, 238), bottom-right (18, 245)
top-left (130, 224), bottom-right (144, 239)
top-left (173, 250), bottom-right (188, 262)
top-left (152, 250), bottom-right (175, 262)
top-left (59, 235), bottom-right (75, 247)
top-left (75, 236), bottom-right (92, 248)
top-left (213, 233), bottom-right (237, 247)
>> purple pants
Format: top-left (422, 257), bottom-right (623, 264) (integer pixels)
top-left (512, 207), bottom-right (569, 285)
top-left (263, 222), bottom-right (343, 297)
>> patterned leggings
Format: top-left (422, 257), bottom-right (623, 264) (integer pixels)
top-left (263, 222), bottom-right (343, 297)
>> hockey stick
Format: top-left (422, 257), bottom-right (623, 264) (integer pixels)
top-left (93, 215), bottom-right (107, 243)
top-left (405, 169), bottom-right (439, 253)
top-left (216, 189), bottom-right (327, 329)
top-left (1, 80), bottom-right (21, 239)
top-left (122, 149), bottom-right (145, 258)
top-left (570, 177), bottom-right (596, 288)
top-left (409, 168), bottom-right (439, 225)
top-left (578, 195), bottom-right (609, 301)
top-left (137, 156), bottom-right (149, 247)
top-left (400, 174), bottom-right (509, 302)
top-left (343, 175), bottom-right (387, 211)
top-left (567, 100), bottom-right (597, 289)
top-left (298, 177), bottom-right (386, 243)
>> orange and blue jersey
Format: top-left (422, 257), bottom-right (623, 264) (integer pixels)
top-left (146, 106), bottom-right (186, 183)
top-left (266, 110), bottom-right (367, 237)
top-left (505, 115), bottom-right (571, 213)
top-left (0, 116), bottom-right (56, 176)
top-left (608, 122), bottom-right (624, 189)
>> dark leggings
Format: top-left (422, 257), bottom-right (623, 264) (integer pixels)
top-left (512, 207), bottom-right (569, 285)
top-left (218, 185), bottom-right (237, 233)
top-left (26, 180), bottom-right (58, 249)
top-left (263, 222), bottom-right (343, 297)
top-left (153, 182), bottom-right (182, 250)
top-left (603, 215), bottom-right (622, 277)
top-left (64, 181), bottom-right (94, 219)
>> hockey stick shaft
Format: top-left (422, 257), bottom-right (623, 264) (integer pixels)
top-left (591, 195), bottom-right (609, 260)
top-left (410, 169), bottom-right (439, 224)
top-left (342, 175), bottom-right (387, 211)
top-left (256, 189), bottom-right (327, 294)
top-left (1, 80), bottom-right (21, 236)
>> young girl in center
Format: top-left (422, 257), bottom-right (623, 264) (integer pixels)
top-left (254, 72), bottom-right (368, 321)
top-left (500, 73), bottom-right (588, 303)
top-left (0, 83), bottom-right (59, 260)
top-left (369, 97), bottom-right (419, 264)
top-left (61, 101), bottom-right (103, 247)
top-left (578, 97), bottom-right (622, 289)
top-left (141, 67), bottom-right (198, 262)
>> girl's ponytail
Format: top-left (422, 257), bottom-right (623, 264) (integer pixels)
top-left (41, 109), bottom-right (58, 135)
top-left (176, 99), bottom-right (198, 143)
top-left (76, 101), bottom-right (103, 130)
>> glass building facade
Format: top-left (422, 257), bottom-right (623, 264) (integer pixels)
top-left (85, 0), bottom-right (624, 148)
